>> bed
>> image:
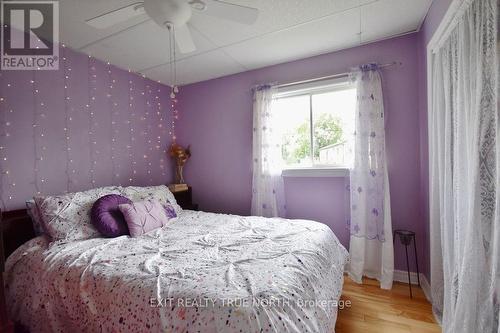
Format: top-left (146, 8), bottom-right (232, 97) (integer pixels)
top-left (3, 187), bottom-right (348, 333)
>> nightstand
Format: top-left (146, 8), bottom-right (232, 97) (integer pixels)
top-left (172, 186), bottom-right (199, 210)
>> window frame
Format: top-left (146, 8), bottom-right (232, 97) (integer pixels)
top-left (273, 77), bottom-right (356, 176)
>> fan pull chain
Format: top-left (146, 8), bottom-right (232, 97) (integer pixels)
top-left (172, 25), bottom-right (178, 95)
top-left (167, 23), bottom-right (178, 143)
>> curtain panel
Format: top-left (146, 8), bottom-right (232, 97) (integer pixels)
top-left (348, 65), bottom-right (394, 289)
top-left (429, 0), bottom-right (499, 331)
top-left (251, 85), bottom-right (286, 218)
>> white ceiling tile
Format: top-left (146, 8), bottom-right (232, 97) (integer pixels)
top-left (59, 0), bottom-right (150, 49)
top-left (223, 8), bottom-right (361, 70)
top-left (360, 0), bottom-right (433, 43)
top-left (81, 21), bottom-right (215, 71)
top-left (141, 49), bottom-right (246, 85)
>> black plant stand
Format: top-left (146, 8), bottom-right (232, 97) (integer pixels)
top-left (393, 230), bottom-right (420, 298)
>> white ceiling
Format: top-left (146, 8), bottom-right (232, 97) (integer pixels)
top-left (56, 0), bottom-right (433, 85)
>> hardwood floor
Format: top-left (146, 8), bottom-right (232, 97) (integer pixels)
top-left (336, 277), bottom-right (441, 333)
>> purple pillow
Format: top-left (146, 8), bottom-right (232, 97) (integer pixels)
top-left (91, 194), bottom-right (132, 237)
top-left (118, 200), bottom-right (172, 237)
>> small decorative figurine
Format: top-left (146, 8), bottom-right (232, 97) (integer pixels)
top-left (169, 143), bottom-right (191, 185)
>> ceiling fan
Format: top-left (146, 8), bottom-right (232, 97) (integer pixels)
top-left (85, 0), bottom-right (259, 54)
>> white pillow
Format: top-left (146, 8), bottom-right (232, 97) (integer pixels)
top-left (26, 199), bottom-right (44, 236)
top-left (35, 186), bottom-right (123, 241)
top-left (121, 185), bottom-right (182, 215)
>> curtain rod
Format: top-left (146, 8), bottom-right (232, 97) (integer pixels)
top-left (252, 61), bottom-right (402, 91)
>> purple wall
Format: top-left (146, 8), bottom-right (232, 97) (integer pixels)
top-left (177, 34), bottom-right (423, 272)
top-left (417, 0), bottom-right (454, 279)
top-left (0, 45), bottom-right (174, 211)
top-left (0, 0), bottom-right (455, 277)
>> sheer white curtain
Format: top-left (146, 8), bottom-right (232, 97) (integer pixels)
top-left (429, 0), bottom-right (498, 331)
top-left (251, 85), bottom-right (286, 218)
top-left (348, 65), bottom-right (394, 289)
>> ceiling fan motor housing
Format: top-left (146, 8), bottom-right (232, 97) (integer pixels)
top-left (144, 0), bottom-right (192, 28)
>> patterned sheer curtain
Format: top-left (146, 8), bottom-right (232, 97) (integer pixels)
top-left (429, 0), bottom-right (499, 331)
top-left (251, 85), bottom-right (286, 218)
top-left (348, 64), bottom-right (394, 290)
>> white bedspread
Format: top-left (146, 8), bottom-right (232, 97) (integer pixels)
top-left (5, 211), bottom-right (348, 333)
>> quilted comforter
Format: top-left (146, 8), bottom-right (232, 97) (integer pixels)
top-left (5, 210), bottom-right (348, 333)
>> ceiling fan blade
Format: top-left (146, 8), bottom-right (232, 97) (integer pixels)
top-left (197, 0), bottom-right (258, 25)
top-left (175, 24), bottom-right (196, 54)
top-left (86, 2), bottom-right (145, 29)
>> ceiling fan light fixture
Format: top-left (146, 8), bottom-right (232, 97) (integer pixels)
top-left (86, 0), bottom-right (259, 53)
top-left (144, 0), bottom-right (192, 28)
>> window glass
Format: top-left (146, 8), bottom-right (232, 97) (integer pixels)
top-left (273, 82), bottom-right (356, 168)
top-left (274, 95), bottom-right (311, 167)
top-left (312, 88), bottom-right (356, 166)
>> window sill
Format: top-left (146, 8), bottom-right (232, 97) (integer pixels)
top-left (281, 167), bottom-right (349, 178)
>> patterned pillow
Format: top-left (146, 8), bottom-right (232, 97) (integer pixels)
top-left (121, 185), bottom-right (182, 215)
top-left (118, 200), bottom-right (172, 237)
top-left (26, 199), bottom-right (45, 236)
top-left (35, 186), bottom-right (123, 241)
top-left (163, 203), bottom-right (177, 219)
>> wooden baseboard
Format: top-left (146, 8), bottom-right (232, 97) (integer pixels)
top-left (393, 269), bottom-right (421, 285)
top-left (419, 274), bottom-right (432, 302)
top-left (393, 270), bottom-right (432, 302)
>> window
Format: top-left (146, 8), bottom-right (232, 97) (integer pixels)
top-left (273, 78), bottom-right (356, 169)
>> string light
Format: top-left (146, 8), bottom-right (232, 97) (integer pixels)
top-left (0, 71), bottom-right (10, 209)
top-left (171, 95), bottom-right (178, 142)
top-left (62, 44), bottom-right (72, 192)
top-left (88, 56), bottom-right (97, 186)
top-left (128, 74), bottom-right (136, 184)
top-left (107, 64), bottom-right (121, 185)
top-left (155, 85), bottom-right (167, 178)
top-left (0, 49), bottom-right (173, 209)
top-left (32, 71), bottom-right (42, 195)
top-left (143, 81), bottom-right (153, 184)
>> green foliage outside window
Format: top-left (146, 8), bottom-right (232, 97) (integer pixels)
top-left (281, 113), bottom-right (343, 164)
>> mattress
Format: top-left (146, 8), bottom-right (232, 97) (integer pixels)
top-left (5, 210), bottom-right (348, 333)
